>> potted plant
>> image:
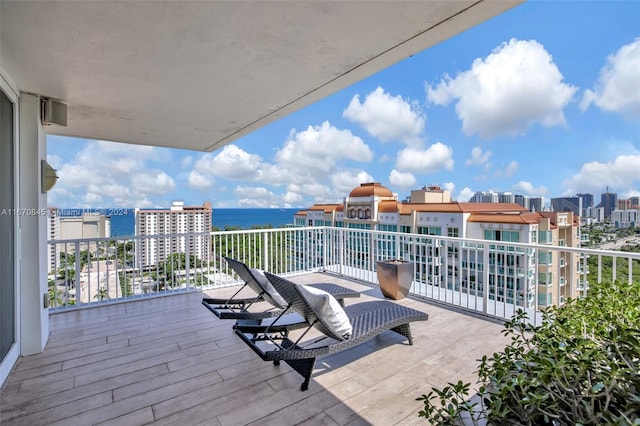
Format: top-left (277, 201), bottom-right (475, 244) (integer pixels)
top-left (376, 259), bottom-right (414, 300)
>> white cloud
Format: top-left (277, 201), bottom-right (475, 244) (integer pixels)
top-left (580, 38), bottom-right (640, 120)
top-left (276, 122), bottom-right (373, 177)
top-left (131, 170), bottom-right (176, 195)
top-left (188, 170), bottom-right (213, 190)
top-left (49, 139), bottom-right (178, 208)
top-left (396, 142), bottom-right (454, 173)
top-left (83, 192), bottom-right (103, 204)
top-left (283, 191), bottom-right (304, 205)
top-left (195, 145), bottom-right (262, 181)
top-left (287, 182), bottom-right (333, 200)
top-left (389, 169), bottom-right (417, 188)
top-left (562, 154), bottom-right (640, 193)
top-left (379, 154), bottom-right (392, 163)
top-left (181, 156), bottom-right (193, 168)
top-left (426, 39), bottom-right (577, 138)
top-left (235, 186), bottom-right (279, 208)
top-left (465, 147), bottom-right (491, 167)
top-left (86, 183), bottom-right (131, 199)
top-left (505, 161), bottom-right (518, 178)
top-left (343, 87), bottom-right (425, 146)
top-left (457, 187), bottom-right (475, 202)
top-left (257, 163), bottom-right (295, 187)
top-left (513, 181), bottom-right (549, 197)
top-left (121, 197), bottom-right (155, 209)
top-left (443, 182), bottom-right (455, 194)
top-left (331, 170), bottom-right (375, 196)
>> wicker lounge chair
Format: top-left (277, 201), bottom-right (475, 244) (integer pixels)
top-left (234, 271), bottom-right (429, 391)
top-left (202, 256), bottom-right (360, 321)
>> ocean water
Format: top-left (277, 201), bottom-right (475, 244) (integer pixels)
top-left (103, 208), bottom-right (300, 237)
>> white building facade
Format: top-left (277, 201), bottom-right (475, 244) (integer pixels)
top-left (135, 201), bottom-right (212, 267)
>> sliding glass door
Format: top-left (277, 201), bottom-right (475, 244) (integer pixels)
top-left (0, 88), bottom-right (16, 365)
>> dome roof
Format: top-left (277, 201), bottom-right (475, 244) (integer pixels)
top-left (349, 182), bottom-right (394, 198)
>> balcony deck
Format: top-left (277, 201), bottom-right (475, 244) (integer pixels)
top-left (1, 273), bottom-right (510, 426)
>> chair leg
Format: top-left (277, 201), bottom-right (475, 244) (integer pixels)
top-left (284, 358), bottom-right (316, 391)
top-left (391, 323), bottom-right (414, 345)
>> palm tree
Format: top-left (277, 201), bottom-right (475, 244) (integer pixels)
top-left (94, 286), bottom-right (110, 301)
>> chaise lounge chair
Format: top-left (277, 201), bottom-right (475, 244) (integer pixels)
top-left (202, 256), bottom-right (360, 322)
top-left (234, 271), bottom-right (429, 391)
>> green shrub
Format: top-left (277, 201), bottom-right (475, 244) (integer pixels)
top-left (417, 280), bottom-right (640, 425)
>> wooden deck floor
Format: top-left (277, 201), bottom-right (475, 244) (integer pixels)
top-left (0, 274), bottom-right (510, 425)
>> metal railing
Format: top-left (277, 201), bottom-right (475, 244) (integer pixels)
top-left (48, 227), bottom-right (640, 324)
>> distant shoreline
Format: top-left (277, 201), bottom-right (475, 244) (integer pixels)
top-left (52, 207), bottom-right (302, 237)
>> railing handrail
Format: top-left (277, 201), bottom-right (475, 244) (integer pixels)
top-left (47, 226), bottom-right (639, 323)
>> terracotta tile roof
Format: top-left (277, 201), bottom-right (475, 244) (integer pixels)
top-left (307, 204), bottom-right (341, 212)
top-left (349, 182), bottom-right (394, 198)
top-left (379, 200), bottom-right (401, 213)
top-left (396, 202), bottom-right (527, 215)
top-left (467, 212), bottom-right (542, 224)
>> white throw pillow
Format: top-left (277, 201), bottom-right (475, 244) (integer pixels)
top-left (296, 284), bottom-right (352, 340)
top-left (250, 268), bottom-right (288, 309)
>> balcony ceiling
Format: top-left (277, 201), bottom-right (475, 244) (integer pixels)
top-left (1, 1), bottom-right (522, 152)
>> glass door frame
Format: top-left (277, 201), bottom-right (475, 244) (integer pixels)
top-left (0, 72), bottom-right (20, 387)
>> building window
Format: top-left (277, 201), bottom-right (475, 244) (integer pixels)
top-left (418, 226), bottom-right (441, 236)
top-left (484, 229), bottom-right (520, 242)
top-left (538, 292), bottom-right (552, 306)
top-left (538, 251), bottom-right (552, 265)
top-left (447, 227), bottom-right (459, 238)
top-left (538, 272), bottom-right (552, 285)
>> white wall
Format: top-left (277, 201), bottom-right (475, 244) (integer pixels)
top-left (19, 93), bottom-right (49, 355)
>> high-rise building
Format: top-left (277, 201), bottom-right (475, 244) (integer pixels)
top-left (551, 197), bottom-right (582, 217)
top-left (530, 197), bottom-right (545, 213)
top-left (296, 183), bottom-right (581, 309)
top-left (47, 208), bottom-right (111, 274)
top-left (58, 213), bottom-right (111, 240)
top-left (577, 193), bottom-right (594, 209)
top-left (514, 194), bottom-right (530, 210)
top-left (617, 199), bottom-right (631, 211)
top-left (629, 196), bottom-right (640, 208)
top-left (498, 192), bottom-right (515, 204)
top-left (600, 191), bottom-right (618, 219)
top-left (469, 190), bottom-right (499, 203)
top-left (48, 208), bottom-right (60, 275)
top-left (135, 201), bottom-right (212, 267)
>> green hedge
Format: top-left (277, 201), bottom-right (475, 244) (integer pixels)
top-left (417, 280), bottom-right (640, 425)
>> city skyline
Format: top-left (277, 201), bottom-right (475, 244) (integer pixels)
top-left (47, 1), bottom-right (640, 209)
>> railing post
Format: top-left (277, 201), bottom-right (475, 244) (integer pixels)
top-left (322, 227), bottom-right (328, 272)
top-left (185, 235), bottom-right (191, 291)
top-left (339, 228), bottom-right (345, 276)
top-left (74, 241), bottom-right (82, 306)
top-left (482, 243), bottom-right (489, 316)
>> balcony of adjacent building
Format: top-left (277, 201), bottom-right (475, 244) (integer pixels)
top-left (4, 227), bottom-right (640, 424)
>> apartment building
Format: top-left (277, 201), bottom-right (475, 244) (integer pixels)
top-left (135, 201), bottom-right (212, 267)
top-left (47, 208), bottom-right (111, 274)
top-left (48, 208), bottom-right (60, 275)
top-left (612, 209), bottom-right (640, 228)
top-left (295, 183), bottom-right (581, 309)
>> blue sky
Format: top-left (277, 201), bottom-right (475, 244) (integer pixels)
top-left (47, 1), bottom-right (640, 209)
